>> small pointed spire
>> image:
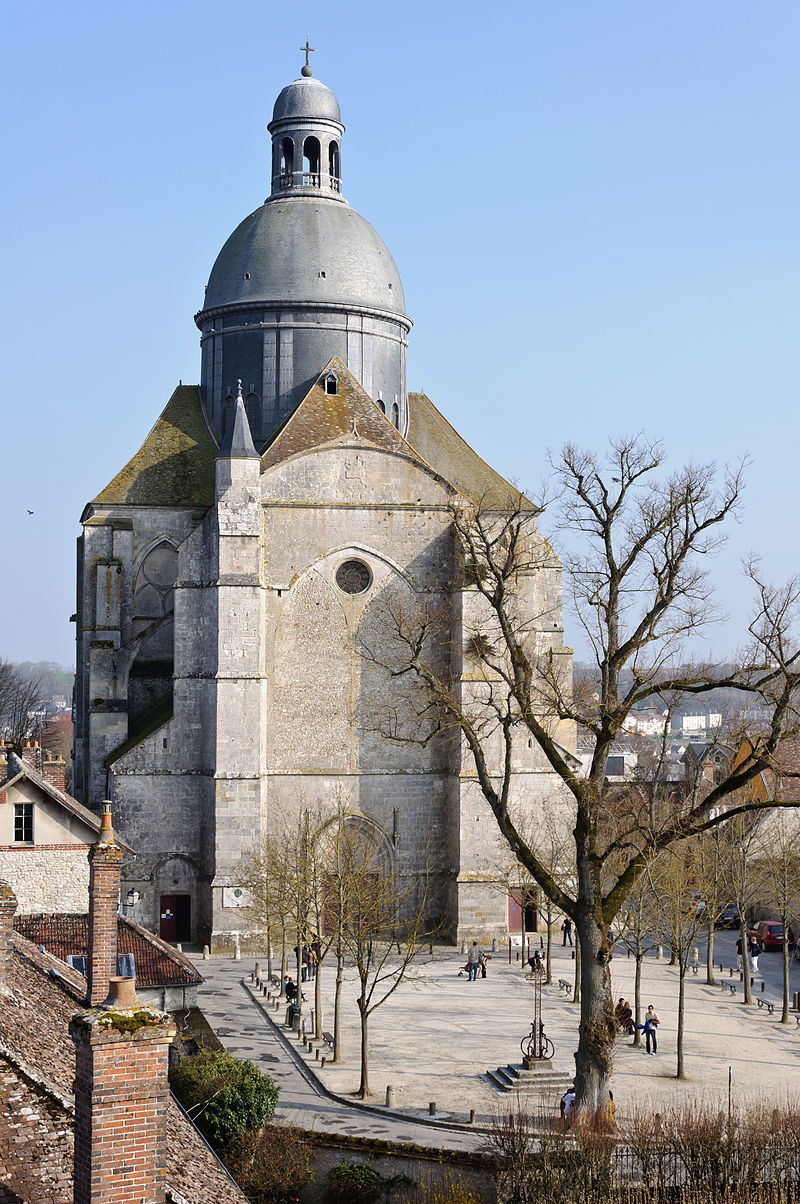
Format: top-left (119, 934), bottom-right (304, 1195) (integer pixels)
top-left (218, 380), bottom-right (259, 459)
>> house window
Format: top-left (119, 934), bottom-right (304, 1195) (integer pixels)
top-left (14, 803), bottom-right (33, 843)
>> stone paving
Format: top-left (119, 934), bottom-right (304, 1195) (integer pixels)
top-left (190, 932), bottom-right (800, 1140)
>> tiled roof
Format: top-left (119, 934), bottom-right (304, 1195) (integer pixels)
top-left (406, 391), bottom-right (534, 510)
top-left (91, 384), bottom-right (217, 508)
top-left (260, 357), bottom-right (438, 476)
top-left (1, 753), bottom-right (135, 855)
top-left (0, 931), bottom-right (246, 1203)
top-left (14, 914), bottom-right (202, 988)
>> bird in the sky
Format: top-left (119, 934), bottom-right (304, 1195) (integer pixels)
top-left (26, 509), bottom-right (33, 515)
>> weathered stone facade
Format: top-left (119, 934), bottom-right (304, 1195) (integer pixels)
top-left (73, 64), bottom-right (575, 950)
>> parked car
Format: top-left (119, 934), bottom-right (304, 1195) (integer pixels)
top-left (747, 921), bottom-right (796, 951)
top-left (716, 903), bottom-right (741, 929)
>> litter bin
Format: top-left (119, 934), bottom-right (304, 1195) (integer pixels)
top-left (285, 1003), bottom-right (300, 1027)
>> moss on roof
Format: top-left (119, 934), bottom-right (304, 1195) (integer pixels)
top-left (93, 384), bottom-right (216, 507)
top-left (260, 357), bottom-right (435, 473)
top-left (406, 391), bottom-right (534, 510)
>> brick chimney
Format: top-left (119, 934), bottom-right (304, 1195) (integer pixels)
top-left (41, 751), bottom-right (67, 793)
top-left (70, 976), bottom-right (175, 1204)
top-left (87, 803), bottom-right (123, 1006)
top-left (0, 880), bottom-right (18, 988)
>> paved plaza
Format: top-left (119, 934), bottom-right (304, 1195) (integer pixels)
top-left (190, 931), bottom-right (800, 1142)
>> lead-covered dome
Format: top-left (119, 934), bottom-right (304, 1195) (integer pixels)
top-left (195, 63), bottom-right (412, 448)
top-left (271, 76), bottom-right (341, 125)
top-left (201, 197), bottom-right (406, 317)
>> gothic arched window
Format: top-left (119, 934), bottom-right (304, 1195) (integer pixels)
top-left (391, 402), bottom-right (400, 428)
top-left (280, 137), bottom-right (294, 182)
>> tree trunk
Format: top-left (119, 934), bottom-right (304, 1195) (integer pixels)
top-left (279, 930), bottom-right (287, 999)
top-left (266, 924), bottom-right (273, 982)
top-left (573, 937), bottom-right (581, 1003)
top-left (314, 954), bottom-right (323, 1038)
top-left (333, 949), bottom-right (344, 1061)
top-left (573, 914), bottom-right (614, 1113)
top-left (781, 919), bottom-right (790, 1023)
top-left (357, 1005), bottom-right (369, 1097)
top-left (633, 952), bottom-right (642, 1047)
top-left (740, 922), bottom-right (752, 1005)
top-left (545, 899), bottom-right (553, 984)
top-left (676, 960), bottom-right (686, 1078)
top-left (295, 927), bottom-right (303, 1018)
top-left (706, 919), bottom-right (715, 985)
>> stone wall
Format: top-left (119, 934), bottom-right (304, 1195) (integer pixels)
top-left (0, 847), bottom-right (90, 914)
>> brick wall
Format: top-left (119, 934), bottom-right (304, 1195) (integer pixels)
top-left (71, 1002), bottom-right (175, 1204)
top-left (87, 806), bottom-right (123, 1006)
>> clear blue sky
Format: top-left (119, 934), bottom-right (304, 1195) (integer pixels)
top-left (2, 1), bottom-right (798, 666)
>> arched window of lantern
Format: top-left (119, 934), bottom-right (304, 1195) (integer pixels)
top-left (328, 139), bottom-right (340, 182)
top-left (280, 137), bottom-right (294, 181)
top-left (303, 136), bottom-right (321, 183)
top-left (391, 402), bottom-right (400, 428)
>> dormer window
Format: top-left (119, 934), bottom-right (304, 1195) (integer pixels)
top-left (324, 372), bottom-right (338, 396)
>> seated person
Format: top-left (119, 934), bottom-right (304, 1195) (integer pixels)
top-left (284, 976), bottom-right (297, 1002)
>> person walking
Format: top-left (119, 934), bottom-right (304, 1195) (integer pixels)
top-left (562, 917), bottom-right (573, 947)
top-left (467, 940), bottom-right (483, 981)
top-left (748, 934), bottom-right (760, 974)
top-left (735, 935), bottom-right (743, 973)
top-left (643, 1004), bottom-right (660, 1054)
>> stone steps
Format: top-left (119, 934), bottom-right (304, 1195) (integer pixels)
top-left (483, 1061), bottom-right (574, 1095)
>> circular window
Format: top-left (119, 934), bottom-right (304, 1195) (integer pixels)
top-left (336, 559), bottom-right (371, 595)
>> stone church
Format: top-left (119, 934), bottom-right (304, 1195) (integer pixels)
top-left (73, 60), bottom-right (574, 949)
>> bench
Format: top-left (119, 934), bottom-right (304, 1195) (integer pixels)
top-left (721, 981), bottom-right (736, 995)
top-left (757, 998), bottom-right (775, 1015)
top-left (558, 979), bottom-right (572, 997)
top-left (321, 1030), bottom-right (335, 1055)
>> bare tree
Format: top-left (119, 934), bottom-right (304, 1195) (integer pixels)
top-left (333, 821), bottom-right (438, 1098)
top-left (0, 659), bottom-right (43, 753)
top-left (752, 809), bottom-right (800, 1022)
top-left (725, 813), bottom-right (766, 1006)
top-left (646, 841), bottom-right (709, 1079)
top-left (373, 436), bottom-right (800, 1113)
top-left (616, 875), bottom-right (659, 1046)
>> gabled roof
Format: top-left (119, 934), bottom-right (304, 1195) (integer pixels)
top-left (91, 384), bottom-right (217, 508)
top-left (261, 357), bottom-right (438, 476)
top-left (2, 754), bottom-right (135, 855)
top-left (14, 914), bottom-right (202, 988)
top-left (406, 391), bottom-right (533, 511)
top-left (0, 931), bottom-right (246, 1203)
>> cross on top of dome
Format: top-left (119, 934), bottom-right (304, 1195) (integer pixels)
top-left (300, 38), bottom-right (315, 77)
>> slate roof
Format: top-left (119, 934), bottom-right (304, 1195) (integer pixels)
top-left (92, 384), bottom-right (217, 508)
top-left (14, 914), bottom-right (202, 988)
top-left (0, 932), bottom-right (246, 1203)
top-left (406, 390), bottom-right (533, 510)
top-left (1, 754), bottom-right (134, 855)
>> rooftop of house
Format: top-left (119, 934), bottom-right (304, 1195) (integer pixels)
top-left (1, 753), bottom-right (135, 854)
top-left (0, 930), bottom-right (246, 1203)
top-left (14, 913), bottom-right (202, 988)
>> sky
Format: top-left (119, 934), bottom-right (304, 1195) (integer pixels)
top-left (2, 1), bottom-right (798, 667)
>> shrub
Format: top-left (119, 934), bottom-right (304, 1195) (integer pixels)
top-left (226, 1125), bottom-right (314, 1204)
top-left (413, 1181), bottom-right (484, 1204)
top-left (326, 1159), bottom-right (385, 1203)
top-left (170, 1050), bottom-right (278, 1151)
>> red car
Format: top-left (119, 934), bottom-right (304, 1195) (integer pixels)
top-left (747, 921), bottom-right (796, 951)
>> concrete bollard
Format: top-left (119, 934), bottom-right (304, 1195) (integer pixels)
top-left (492, 938), bottom-right (498, 952)
top-left (460, 940), bottom-right (467, 955)
top-left (255, 961), bottom-right (261, 980)
top-left (627, 948), bottom-right (631, 958)
top-left (315, 1048), bottom-right (320, 1061)
top-left (761, 981), bottom-right (766, 993)
top-left (386, 1086), bottom-right (394, 1107)
top-left (515, 951), bottom-right (520, 962)
top-left (469, 1109), bottom-right (476, 1124)
top-left (656, 945), bottom-right (663, 961)
top-left (571, 950), bottom-right (575, 960)
top-left (429, 1101), bottom-right (436, 1115)
top-left (202, 945), bottom-right (210, 960)
top-left (321, 1056), bottom-right (326, 1068)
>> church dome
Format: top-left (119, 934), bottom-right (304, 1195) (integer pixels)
top-left (271, 76), bottom-right (341, 125)
top-left (201, 197), bottom-right (406, 317)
